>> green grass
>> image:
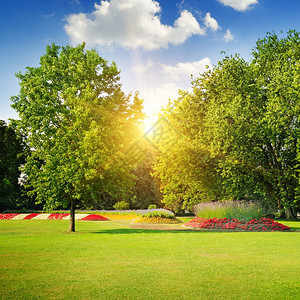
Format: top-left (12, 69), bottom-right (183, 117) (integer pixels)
top-left (0, 219), bottom-right (299, 299)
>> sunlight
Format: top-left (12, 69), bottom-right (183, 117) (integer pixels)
top-left (142, 114), bottom-right (159, 134)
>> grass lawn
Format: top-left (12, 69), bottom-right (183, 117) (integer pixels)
top-left (0, 218), bottom-right (299, 299)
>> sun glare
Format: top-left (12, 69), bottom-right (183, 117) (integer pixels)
top-left (142, 115), bottom-right (159, 134)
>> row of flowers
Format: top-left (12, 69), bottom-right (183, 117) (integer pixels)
top-left (184, 217), bottom-right (290, 231)
top-left (0, 213), bottom-right (109, 221)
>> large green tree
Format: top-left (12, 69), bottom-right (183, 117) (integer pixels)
top-left (250, 30), bottom-right (300, 217)
top-left (153, 92), bottom-right (225, 212)
top-left (11, 43), bottom-right (143, 231)
top-left (154, 31), bottom-right (300, 217)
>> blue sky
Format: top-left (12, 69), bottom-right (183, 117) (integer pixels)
top-left (1, 0), bottom-right (300, 122)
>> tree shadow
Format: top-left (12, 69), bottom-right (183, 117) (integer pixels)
top-left (90, 228), bottom-right (221, 235)
top-left (89, 228), bottom-right (299, 234)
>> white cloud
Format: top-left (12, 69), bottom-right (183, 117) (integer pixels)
top-left (204, 13), bottom-right (221, 31)
top-left (217, 0), bottom-right (258, 12)
top-left (134, 58), bottom-right (213, 116)
top-left (65, 0), bottom-right (205, 51)
top-left (224, 29), bottom-right (234, 42)
top-left (161, 58), bottom-right (212, 81)
top-left (132, 60), bottom-right (154, 73)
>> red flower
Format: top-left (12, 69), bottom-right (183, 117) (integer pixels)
top-left (24, 213), bottom-right (39, 219)
top-left (0, 213), bottom-right (19, 220)
top-left (48, 213), bottom-right (69, 220)
top-left (184, 217), bottom-right (290, 231)
top-left (79, 214), bottom-right (109, 221)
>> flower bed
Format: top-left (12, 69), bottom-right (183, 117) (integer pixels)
top-left (0, 213), bottom-right (109, 221)
top-left (184, 217), bottom-right (290, 231)
top-left (48, 213), bottom-right (70, 220)
top-left (33, 214), bottom-right (51, 219)
top-left (23, 213), bottom-right (40, 219)
top-left (0, 213), bottom-right (19, 220)
top-left (95, 213), bottom-right (138, 220)
top-left (79, 214), bottom-right (109, 221)
top-left (10, 214), bottom-right (29, 220)
top-left (76, 209), bottom-right (173, 220)
top-left (134, 216), bottom-right (182, 224)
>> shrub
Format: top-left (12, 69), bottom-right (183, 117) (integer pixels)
top-left (194, 201), bottom-right (266, 221)
top-left (133, 210), bottom-right (180, 224)
top-left (142, 211), bottom-right (174, 218)
top-left (113, 201), bottom-right (130, 210)
top-left (148, 204), bottom-right (157, 209)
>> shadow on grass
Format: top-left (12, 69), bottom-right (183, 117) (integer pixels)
top-left (88, 227), bottom-right (300, 235)
top-left (90, 228), bottom-right (229, 235)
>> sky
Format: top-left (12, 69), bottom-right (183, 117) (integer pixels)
top-left (1, 0), bottom-right (300, 123)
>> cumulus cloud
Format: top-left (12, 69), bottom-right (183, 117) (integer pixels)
top-left (224, 29), bottom-right (234, 42)
top-left (65, 0), bottom-right (206, 51)
top-left (134, 57), bottom-right (212, 116)
top-left (161, 58), bottom-right (211, 81)
top-left (204, 13), bottom-right (221, 31)
top-left (217, 0), bottom-right (258, 12)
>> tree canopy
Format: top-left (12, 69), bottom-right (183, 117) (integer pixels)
top-left (154, 30), bottom-right (300, 217)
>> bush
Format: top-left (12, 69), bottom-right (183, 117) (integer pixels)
top-left (194, 201), bottom-right (266, 221)
top-left (113, 201), bottom-right (130, 210)
top-left (142, 211), bottom-right (174, 218)
top-left (148, 204), bottom-right (157, 209)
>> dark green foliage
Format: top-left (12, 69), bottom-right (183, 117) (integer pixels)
top-left (132, 158), bottom-right (162, 209)
top-left (0, 120), bottom-right (28, 211)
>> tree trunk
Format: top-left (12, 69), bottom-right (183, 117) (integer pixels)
top-left (68, 198), bottom-right (76, 232)
top-left (285, 207), bottom-right (296, 219)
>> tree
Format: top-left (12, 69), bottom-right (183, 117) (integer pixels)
top-left (198, 31), bottom-right (300, 217)
top-left (11, 43), bottom-right (143, 231)
top-left (154, 31), bottom-right (300, 217)
top-left (0, 120), bottom-right (27, 211)
top-left (153, 92), bottom-right (225, 212)
top-left (131, 149), bottom-right (162, 209)
top-left (250, 30), bottom-right (300, 217)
